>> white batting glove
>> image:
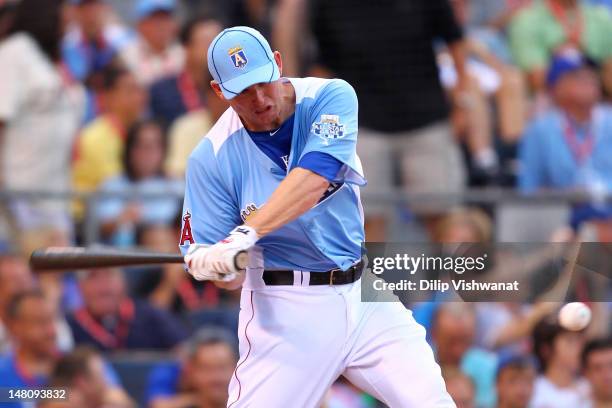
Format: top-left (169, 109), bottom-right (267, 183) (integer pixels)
top-left (184, 225), bottom-right (259, 281)
top-left (184, 244), bottom-right (226, 281)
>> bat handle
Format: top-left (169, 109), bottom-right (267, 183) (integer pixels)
top-left (234, 251), bottom-right (249, 271)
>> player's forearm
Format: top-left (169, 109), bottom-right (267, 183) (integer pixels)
top-left (245, 167), bottom-right (329, 236)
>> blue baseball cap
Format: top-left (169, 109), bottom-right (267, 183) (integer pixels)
top-left (134, 0), bottom-right (175, 21)
top-left (547, 49), bottom-right (597, 88)
top-left (207, 26), bottom-right (280, 100)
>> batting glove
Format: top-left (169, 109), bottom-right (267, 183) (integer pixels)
top-left (185, 225), bottom-right (259, 281)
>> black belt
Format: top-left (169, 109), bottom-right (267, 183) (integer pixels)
top-left (262, 259), bottom-right (365, 286)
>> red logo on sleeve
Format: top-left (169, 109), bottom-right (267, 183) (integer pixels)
top-left (180, 211), bottom-right (195, 245)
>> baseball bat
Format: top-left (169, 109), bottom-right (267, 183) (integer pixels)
top-left (29, 246), bottom-right (249, 272)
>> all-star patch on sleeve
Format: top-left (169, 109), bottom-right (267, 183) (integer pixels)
top-left (299, 79), bottom-right (366, 186)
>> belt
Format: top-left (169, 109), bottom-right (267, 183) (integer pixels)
top-left (262, 259), bottom-right (365, 286)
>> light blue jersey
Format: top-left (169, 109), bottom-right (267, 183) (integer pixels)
top-left (179, 77), bottom-right (366, 272)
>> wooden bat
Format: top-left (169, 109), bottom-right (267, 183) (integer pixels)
top-left (29, 246), bottom-right (249, 272)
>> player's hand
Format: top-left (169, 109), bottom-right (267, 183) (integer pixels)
top-left (184, 225), bottom-right (259, 281)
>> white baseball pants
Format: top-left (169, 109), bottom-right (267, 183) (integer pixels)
top-left (225, 270), bottom-right (455, 408)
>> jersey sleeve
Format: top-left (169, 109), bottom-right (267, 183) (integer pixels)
top-left (297, 151), bottom-right (344, 181)
top-left (299, 79), bottom-right (366, 186)
top-left (179, 142), bottom-right (241, 255)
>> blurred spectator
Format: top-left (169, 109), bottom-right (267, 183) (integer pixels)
top-left (519, 50), bottom-right (612, 230)
top-left (94, 119), bottom-right (182, 246)
top-left (278, 0), bottom-right (469, 240)
top-left (62, 0), bottom-right (133, 122)
top-left (131, 224), bottom-right (229, 316)
top-left (41, 346), bottom-right (135, 408)
top-left (509, 0), bottom-right (612, 99)
top-left (432, 207), bottom-right (493, 243)
top-left (119, 0), bottom-right (184, 86)
top-left (145, 327), bottom-right (237, 408)
top-left (180, 0), bottom-right (273, 37)
top-left (411, 207), bottom-right (492, 332)
top-left (530, 318), bottom-right (588, 407)
top-left (495, 355), bottom-right (537, 408)
top-left (582, 337), bottom-right (612, 407)
top-left (441, 0), bottom-right (528, 183)
top-left (0, 255), bottom-right (74, 354)
top-left (464, 0), bottom-right (531, 75)
top-left (164, 106), bottom-right (222, 179)
top-left (467, 0), bottom-right (532, 37)
top-left (72, 64), bottom-right (147, 194)
top-left (431, 303), bottom-right (498, 408)
top-left (67, 268), bottom-right (187, 351)
top-left (149, 16), bottom-right (222, 127)
top-left (0, 253), bottom-right (35, 353)
top-left (0, 0), bottom-right (85, 254)
top-left (0, 291), bottom-right (58, 394)
top-left (441, 367), bottom-right (475, 408)
top-left (105, 0), bottom-right (139, 23)
top-left (0, 0), bottom-right (18, 40)
top-left (476, 302), bottom-right (559, 357)
top-left (132, 224), bottom-right (189, 310)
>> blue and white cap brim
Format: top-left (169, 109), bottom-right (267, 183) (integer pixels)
top-left (219, 59), bottom-right (280, 100)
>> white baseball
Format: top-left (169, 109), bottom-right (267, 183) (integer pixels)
top-left (558, 302), bottom-right (592, 331)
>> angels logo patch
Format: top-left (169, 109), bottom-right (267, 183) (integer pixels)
top-left (180, 210), bottom-right (195, 246)
top-left (311, 114), bottom-right (346, 144)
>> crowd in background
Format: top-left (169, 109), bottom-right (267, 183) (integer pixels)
top-left (0, 0), bottom-right (611, 407)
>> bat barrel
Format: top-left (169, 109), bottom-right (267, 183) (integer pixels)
top-left (29, 247), bottom-right (184, 271)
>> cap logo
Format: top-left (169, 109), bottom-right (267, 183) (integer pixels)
top-left (228, 46), bottom-right (248, 69)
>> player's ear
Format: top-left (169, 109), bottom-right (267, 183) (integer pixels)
top-left (210, 81), bottom-right (226, 101)
top-left (273, 51), bottom-right (283, 76)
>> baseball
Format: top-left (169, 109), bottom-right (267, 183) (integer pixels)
top-left (558, 302), bottom-right (592, 331)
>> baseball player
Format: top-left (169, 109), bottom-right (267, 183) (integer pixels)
top-left (180, 26), bottom-right (455, 407)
